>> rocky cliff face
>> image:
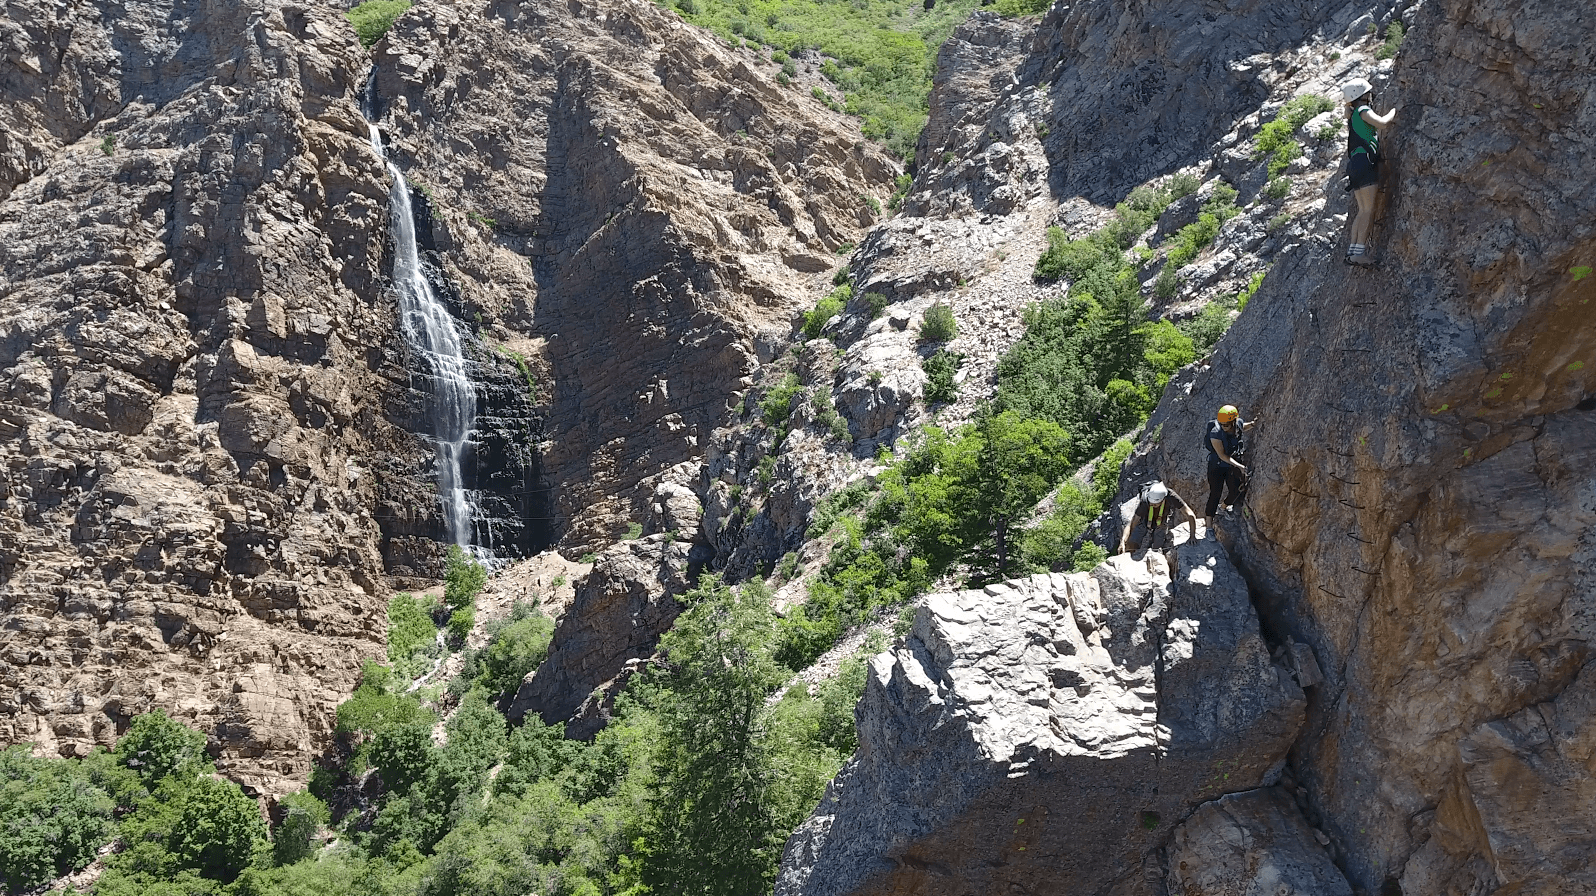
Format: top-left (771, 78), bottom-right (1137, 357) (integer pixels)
top-left (778, 540), bottom-right (1308, 895)
top-left (0, 0), bottom-right (415, 797)
top-left (1121, 0), bottom-right (1596, 890)
top-left (773, 0), bottom-right (1596, 892)
top-left (1, 0), bottom-right (895, 787)
top-left (367, 0), bottom-right (897, 557)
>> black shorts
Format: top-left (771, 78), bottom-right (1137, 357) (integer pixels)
top-left (1346, 152), bottom-right (1379, 191)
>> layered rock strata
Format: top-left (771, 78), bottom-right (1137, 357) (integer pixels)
top-left (1117, 0), bottom-right (1596, 890)
top-left (776, 539), bottom-right (1307, 895)
top-left (367, 0), bottom-right (897, 555)
top-left (0, 0), bottom-right (410, 795)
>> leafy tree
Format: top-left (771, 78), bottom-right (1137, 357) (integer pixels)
top-left (0, 748), bottom-right (118, 892)
top-left (963, 412), bottom-right (1072, 578)
top-left (469, 602), bottom-right (555, 699)
top-left (271, 792), bottom-right (329, 867)
top-left (168, 776), bottom-right (266, 882)
top-left (387, 593), bottom-right (440, 679)
top-left (115, 709), bottom-right (209, 782)
top-left (369, 720), bottom-right (438, 798)
top-left (445, 546), bottom-right (487, 644)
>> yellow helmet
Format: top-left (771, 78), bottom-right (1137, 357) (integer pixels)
top-left (1217, 405), bottom-right (1239, 423)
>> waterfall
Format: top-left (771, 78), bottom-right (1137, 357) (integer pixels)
top-left (363, 79), bottom-right (478, 550)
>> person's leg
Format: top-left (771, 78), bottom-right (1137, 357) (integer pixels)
top-left (1204, 464), bottom-right (1226, 524)
top-left (1351, 185), bottom-right (1377, 246)
top-left (1223, 468), bottom-right (1243, 511)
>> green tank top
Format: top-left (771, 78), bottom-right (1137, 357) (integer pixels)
top-left (1348, 106), bottom-right (1379, 158)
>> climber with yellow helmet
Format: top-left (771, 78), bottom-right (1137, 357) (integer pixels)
top-left (1204, 404), bottom-right (1254, 528)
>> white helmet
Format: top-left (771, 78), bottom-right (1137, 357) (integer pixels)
top-left (1341, 78), bottom-right (1373, 102)
top-left (1145, 482), bottom-right (1169, 504)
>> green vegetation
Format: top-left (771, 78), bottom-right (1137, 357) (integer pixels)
top-left (455, 600), bottom-right (556, 700)
top-left (1165, 184), bottom-right (1241, 269)
top-left (386, 592), bottom-right (441, 680)
top-left (347, 0), bottom-right (414, 48)
top-left (761, 372), bottom-right (804, 426)
top-left (445, 546), bottom-right (487, 644)
top-left (99, 134), bottom-right (116, 156)
top-left (1034, 184), bottom-right (1178, 283)
top-left (656, 0), bottom-right (987, 158)
top-left (804, 285), bottom-right (850, 339)
top-left (918, 302), bottom-right (957, 342)
top-left (1376, 20), bottom-right (1405, 60)
top-left (497, 346), bottom-right (538, 403)
top-left (992, 0), bottom-right (1049, 15)
top-left (1263, 176), bottom-right (1291, 202)
top-left (1, 710), bottom-right (267, 896)
top-left (1254, 94), bottom-right (1336, 178)
top-left (922, 349), bottom-right (963, 404)
top-left (1020, 438), bottom-right (1133, 572)
top-left (862, 291), bottom-right (890, 319)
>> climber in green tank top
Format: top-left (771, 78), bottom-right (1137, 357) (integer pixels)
top-left (1341, 77), bottom-right (1397, 266)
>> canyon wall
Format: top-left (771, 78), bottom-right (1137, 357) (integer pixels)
top-left (0, 0), bottom-right (413, 797)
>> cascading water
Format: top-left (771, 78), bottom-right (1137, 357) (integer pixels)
top-left (363, 78), bottom-right (478, 550)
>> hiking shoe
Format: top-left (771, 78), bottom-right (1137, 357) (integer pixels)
top-left (1347, 252), bottom-right (1377, 266)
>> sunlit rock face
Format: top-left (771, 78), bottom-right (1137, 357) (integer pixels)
top-left (778, 541), bottom-right (1305, 896)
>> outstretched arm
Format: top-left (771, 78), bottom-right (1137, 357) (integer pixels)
top-left (1361, 107), bottom-right (1397, 130)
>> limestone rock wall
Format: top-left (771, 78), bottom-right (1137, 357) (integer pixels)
top-left (0, 0), bottom-right (418, 796)
top-left (1116, 0), bottom-right (1596, 890)
top-left (365, 0), bottom-right (898, 556)
top-left (777, 540), bottom-right (1307, 896)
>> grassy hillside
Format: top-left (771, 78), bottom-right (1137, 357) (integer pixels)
top-left (657, 0), bottom-right (994, 158)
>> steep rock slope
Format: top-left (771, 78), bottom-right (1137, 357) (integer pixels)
top-left (778, 540), bottom-right (1308, 895)
top-left (1124, 0), bottom-right (1596, 890)
top-left (0, 0), bottom-right (411, 795)
top-left (368, 0), bottom-right (897, 555)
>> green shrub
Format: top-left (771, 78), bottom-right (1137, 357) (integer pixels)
top-left (472, 604), bottom-right (555, 698)
top-left (0, 748), bottom-right (119, 890)
top-left (115, 709), bottom-right (208, 782)
top-left (386, 593), bottom-right (438, 677)
top-left (862, 291), bottom-right (890, 318)
top-left (918, 302), bottom-right (957, 342)
top-left (992, 0), bottom-right (1050, 15)
top-left (1236, 269), bottom-right (1266, 311)
top-left (1263, 176), bottom-right (1291, 201)
top-left (346, 0), bottom-right (413, 47)
top-left (1254, 94), bottom-right (1335, 178)
top-left (1268, 212), bottom-right (1293, 233)
top-left (625, 521), bottom-right (644, 540)
top-left (1164, 186), bottom-right (1240, 270)
top-left (1153, 266), bottom-right (1180, 300)
top-left (832, 265), bottom-right (850, 286)
top-left (1167, 172), bottom-right (1200, 199)
top-left (99, 134), bottom-right (116, 156)
top-left (271, 791), bottom-right (329, 867)
top-left (761, 373), bottom-right (803, 425)
top-left (1070, 542), bottom-right (1109, 571)
top-left (1376, 20), bottom-right (1405, 59)
top-left (1177, 301), bottom-right (1236, 354)
top-left (922, 349), bottom-right (963, 404)
top-left (804, 285), bottom-right (849, 339)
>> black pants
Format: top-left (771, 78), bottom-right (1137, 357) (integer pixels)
top-left (1206, 462), bottom-right (1243, 517)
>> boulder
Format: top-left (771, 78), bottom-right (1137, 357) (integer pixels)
top-left (776, 538), bottom-right (1303, 895)
top-left (1165, 788), bottom-right (1351, 896)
